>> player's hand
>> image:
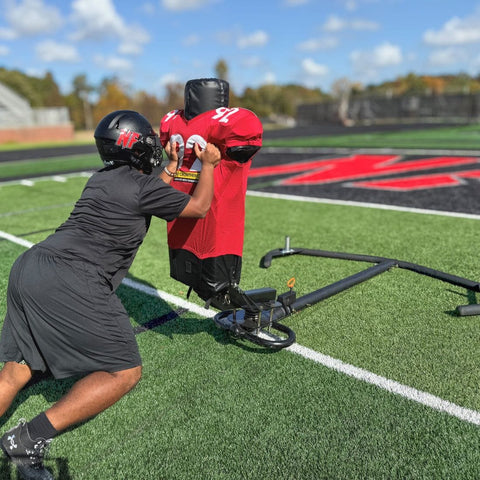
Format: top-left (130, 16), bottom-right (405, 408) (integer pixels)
top-left (195, 142), bottom-right (221, 168)
top-left (165, 140), bottom-right (179, 163)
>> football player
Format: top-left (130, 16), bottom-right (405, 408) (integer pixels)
top-left (0, 110), bottom-right (220, 480)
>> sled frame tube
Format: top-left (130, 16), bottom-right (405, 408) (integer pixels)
top-left (262, 237), bottom-right (480, 318)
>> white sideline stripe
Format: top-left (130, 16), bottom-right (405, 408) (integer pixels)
top-left (262, 146), bottom-right (480, 156)
top-left (52, 175), bottom-right (67, 183)
top-left (288, 343), bottom-right (480, 426)
top-left (0, 230), bottom-right (34, 249)
top-left (124, 278), bottom-right (480, 426)
top-left (247, 190), bottom-right (480, 221)
top-left (2, 229), bottom-right (480, 427)
top-left (3, 169), bottom-right (480, 220)
top-left (0, 231), bottom-right (216, 319)
top-left (0, 171), bottom-right (93, 187)
top-left (121, 277), bottom-right (215, 318)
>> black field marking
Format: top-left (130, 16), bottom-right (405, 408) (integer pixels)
top-left (133, 307), bottom-right (188, 334)
top-left (3, 143), bottom-right (480, 214)
top-left (248, 151), bottom-right (480, 215)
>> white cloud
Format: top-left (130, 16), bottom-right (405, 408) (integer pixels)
top-left (158, 73), bottom-right (179, 86)
top-left (70, 0), bottom-right (125, 40)
top-left (323, 14), bottom-right (379, 32)
top-left (345, 0), bottom-right (357, 11)
top-left (350, 42), bottom-right (402, 81)
top-left (298, 37), bottom-right (338, 51)
top-left (241, 56), bottom-right (263, 68)
top-left (0, 27), bottom-right (17, 40)
top-left (372, 42), bottom-right (402, 66)
top-left (70, 0), bottom-right (150, 56)
top-left (323, 15), bottom-right (346, 32)
top-left (36, 40), bottom-right (80, 62)
top-left (0, 45), bottom-right (9, 55)
top-left (25, 67), bottom-right (46, 78)
top-left (428, 47), bottom-right (465, 66)
top-left (423, 15), bottom-right (480, 46)
top-left (350, 19), bottom-right (379, 31)
top-left (161, 0), bottom-right (215, 11)
top-left (118, 27), bottom-right (150, 55)
top-left (237, 30), bottom-right (269, 49)
top-left (301, 58), bottom-right (329, 76)
top-left (351, 42), bottom-right (402, 70)
top-left (263, 72), bottom-right (276, 84)
top-left (95, 55), bottom-right (132, 72)
top-left (5, 0), bottom-right (63, 36)
top-left (283, 0), bottom-right (309, 5)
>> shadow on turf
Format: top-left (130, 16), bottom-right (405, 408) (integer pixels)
top-left (120, 274), bottom-right (280, 355)
top-left (0, 374), bottom-right (79, 479)
top-left (0, 276), bottom-right (275, 439)
top-left (444, 288), bottom-right (479, 317)
top-left (0, 274), bottom-right (276, 479)
top-left (0, 455), bottom-right (72, 480)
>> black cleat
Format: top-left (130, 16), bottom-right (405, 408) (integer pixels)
top-left (1, 419), bottom-right (54, 480)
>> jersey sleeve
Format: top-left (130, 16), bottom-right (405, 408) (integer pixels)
top-left (159, 110), bottom-right (181, 147)
top-left (211, 108), bottom-right (263, 151)
top-left (138, 176), bottom-right (190, 221)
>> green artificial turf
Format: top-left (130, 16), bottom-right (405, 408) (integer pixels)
top-left (1, 174), bottom-right (480, 479)
top-left (263, 123), bottom-right (480, 150)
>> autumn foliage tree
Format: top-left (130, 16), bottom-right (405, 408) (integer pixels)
top-left (1, 66), bottom-right (480, 131)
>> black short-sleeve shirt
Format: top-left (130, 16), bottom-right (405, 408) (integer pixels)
top-left (40, 165), bottom-right (190, 289)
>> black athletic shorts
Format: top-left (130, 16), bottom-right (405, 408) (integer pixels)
top-left (0, 246), bottom-right (142, 379)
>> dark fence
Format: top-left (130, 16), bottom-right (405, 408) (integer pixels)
top-left (297, 93), bottom-right (480, 126)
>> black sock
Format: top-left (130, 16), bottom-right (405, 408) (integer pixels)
top-left (27, 412), bottom-right (58, 440)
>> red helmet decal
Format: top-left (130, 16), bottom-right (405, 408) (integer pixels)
top-left (116, 129), bottom-right (140, 149)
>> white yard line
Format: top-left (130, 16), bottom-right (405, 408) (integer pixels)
top-left (262, 146), bottom-right (480, 156)
top-left (0, 171), bottom-right (92, 187)
top-left (1, 227), bottom-right (480, 426)
top-left (288, 343), bottom-right (480, 426)
top-left (3, 171), bottom-right (480, 221)
top-left (0, 230), bottom-right (36, 248)
top-left (3, 170), bottom-right (480, 221)
top-left (247, 190), bottom-right (480, 221)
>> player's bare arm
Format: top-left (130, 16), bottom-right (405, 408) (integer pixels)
top-left (179, 142), bottom-right (220, 218)
top-left (160, 140), bottom-right (180, 184)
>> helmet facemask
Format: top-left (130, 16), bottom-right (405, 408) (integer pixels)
top-left (94, 110), bottom-right (163, 174)
top-left (129, 133), bottom-right (163, 174)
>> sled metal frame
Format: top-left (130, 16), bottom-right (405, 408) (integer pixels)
top-left (261, 236), bottom-right (480, 317)
top-left (213, 236), bottom-right (480, 350)
top-left (213, 284), bottom-right (297, 350)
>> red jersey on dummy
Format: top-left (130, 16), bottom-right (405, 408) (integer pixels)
top-left (160, 107), bottom-right (263, 259)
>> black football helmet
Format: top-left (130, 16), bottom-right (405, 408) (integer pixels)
top-left (94, 110), bottom-right (163, 174)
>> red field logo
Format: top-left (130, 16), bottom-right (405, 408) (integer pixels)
top-left (249, 154), bottom-right (480, 191)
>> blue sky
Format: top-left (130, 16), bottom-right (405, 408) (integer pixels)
top-left (0, 0), bottom-right (479, 98)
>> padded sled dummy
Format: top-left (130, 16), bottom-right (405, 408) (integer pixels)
top-left (160, 78), bottom-right (263, 302)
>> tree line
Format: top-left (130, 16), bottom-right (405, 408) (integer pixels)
top-left (0, 64), bottom-right (326, 131)
top-left (1, 63), bottom-right (479, 131)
